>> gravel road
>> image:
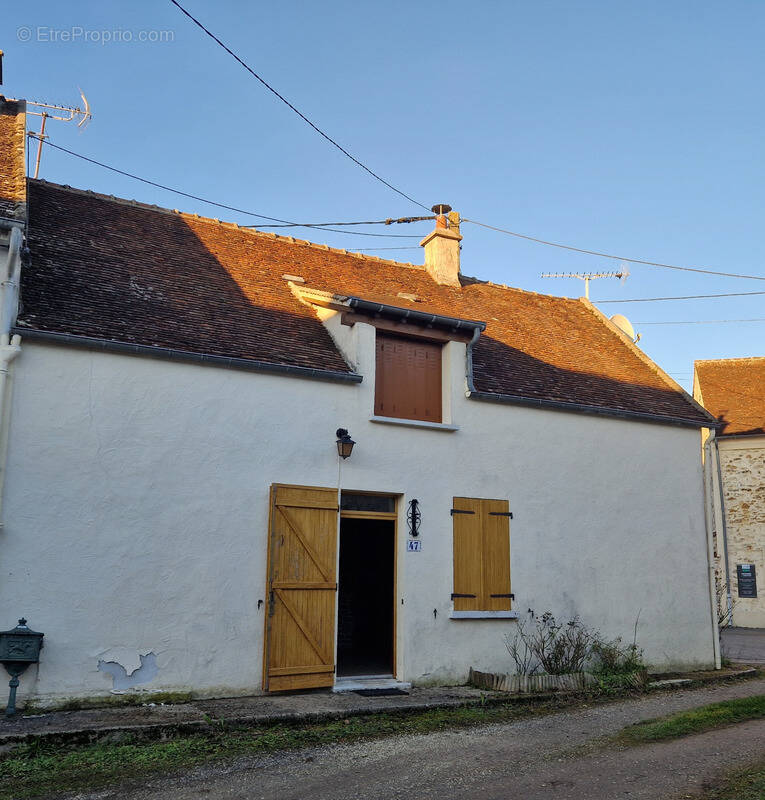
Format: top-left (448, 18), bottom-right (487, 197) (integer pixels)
top-left (77, 678), bottom-right (765, 800)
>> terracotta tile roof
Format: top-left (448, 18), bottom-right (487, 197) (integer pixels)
top-left (694, 358), bottom-right (765, 436)
top-left (0, 98), bottom-right (26, 221)
top-left (17, 180), bottom-right (713, 426)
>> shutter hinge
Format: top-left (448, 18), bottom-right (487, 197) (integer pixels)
top-left (450, 509), bottom-right (475, 515)
top-left (451, 592), bottom-right (477, 599)
top-left (489, 511), bottom-right (513, 518)
top-left (490, 593), bottom-right (515, 599)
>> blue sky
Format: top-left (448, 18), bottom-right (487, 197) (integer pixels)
top-left (4, 1), bottom-right (764, 388)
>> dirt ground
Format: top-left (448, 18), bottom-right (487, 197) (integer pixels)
top-left (71, 678), bottom-right (765, 800)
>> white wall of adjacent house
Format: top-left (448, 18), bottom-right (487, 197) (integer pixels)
top-left (716, 436), bottom-right (765, 628)
top-left (1, 322), bottom-right (716, 705)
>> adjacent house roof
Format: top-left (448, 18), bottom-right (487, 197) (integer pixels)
top-left (694, 358), bottom-right (765, 436)
top-left (0, 98), bottom-right (26, 221)
top-left (15, 179), bottom-right (714, 427)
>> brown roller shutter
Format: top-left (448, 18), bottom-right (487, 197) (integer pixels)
top-left (375, 333), bottom-right (442, 423)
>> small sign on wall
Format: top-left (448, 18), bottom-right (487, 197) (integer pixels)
top-left (737, 564), bottom-right (757, 598)
top-left (407, 540), bottom-right (422, 552)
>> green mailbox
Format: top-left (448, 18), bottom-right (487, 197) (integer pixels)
top-left (0, 618), bottom-right (44, 718)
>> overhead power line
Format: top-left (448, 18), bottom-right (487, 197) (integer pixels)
top-left (252, 215), bottom-right (434, 229)
top-left (636, 318), bottom-right (765, 325)
top-left (463, 218), bottom-right (765, 282)
top-left (354, 247), bottom-right (421, 252)
top-left (30, 137), bottom-right (421, 239)
top-left (169, 0), bottom-right (429, 212)
top-left (598, 290), bottom-right (765, 303)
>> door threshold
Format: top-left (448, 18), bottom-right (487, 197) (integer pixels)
top-left (333, 676), bottom-right (411, 693)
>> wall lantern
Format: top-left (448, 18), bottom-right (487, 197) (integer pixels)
top-left (335, 428), bottom-right (355, 459)
top-left (0, 618), bottom-right (44, 718)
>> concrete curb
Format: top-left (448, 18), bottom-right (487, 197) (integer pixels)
top-left (0, 667), bottom-right (759, 750)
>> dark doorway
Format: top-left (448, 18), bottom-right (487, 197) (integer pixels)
top-left (337, 518), bottom-right (395, 677)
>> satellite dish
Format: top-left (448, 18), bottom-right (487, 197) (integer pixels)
top-left (610, 314), bottom-right (636, 341)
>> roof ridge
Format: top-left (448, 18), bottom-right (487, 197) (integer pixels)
top-left (29, 179), bottom-right (427, 273)
top-left (578, 297), bottom-right (715, 424)
top-left (478, 279), bottom-right (581, 302)
top-left (694, 356), bottom-right (765, 365)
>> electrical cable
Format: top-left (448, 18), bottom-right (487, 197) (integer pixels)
top-left (29, 136), bottom-right (422, 238)
top-left (463, 218), bottom-right (765, 282)
top-left (253, 215), bottom-right (434, 228)
top-left (597, 290), bottom-right (765, 303)
top-left (169, 0), bottom-right (430, 212)
top-left (353, 247), bottom-right (421, 252)
top-left (636, 318), bottom-right (765, 325)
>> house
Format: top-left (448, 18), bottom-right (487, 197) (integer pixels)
top-left (694, 357), bottom-right (765, 628)
top-left (0, 95), bottom-right (720, 706)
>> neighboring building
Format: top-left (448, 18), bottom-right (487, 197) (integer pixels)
top-left (0, 95), bottom-right (720, 707)
top-left (694, 357), bottom-right (765, 628)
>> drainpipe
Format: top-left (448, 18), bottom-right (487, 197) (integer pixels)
top-left (0, 333), bottom-right (21, 529)
top-left (710, 433), bottom-right (733, 625)
top-left (0, 225), bottom-right (23, 530)
top-left (703, 432), bottom-right (722, 669)
top-left (465, 325), bottom-right (481, 395)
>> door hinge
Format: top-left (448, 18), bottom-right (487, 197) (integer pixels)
top-left (451, 592), bottom-right (477, 599)
top-left (490, 593), bottom-right (515, 599)
top-left (450, 509), bottom-right (475, 515)
top-left (489, 511), bottom-right (513, 518)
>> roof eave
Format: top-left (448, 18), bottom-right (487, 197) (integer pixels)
top-left (13, 328), bottom-right (363, 384)
top-left (467, 389), bottom-right (716, 429)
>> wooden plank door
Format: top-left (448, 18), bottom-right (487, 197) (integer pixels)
top-left (263, 484), bottom-right (339, 692)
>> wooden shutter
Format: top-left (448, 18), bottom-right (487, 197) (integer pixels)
top-left (482, 499), bottom-right (512, 611)
top-left (452, 497), bottom-right (483, 611)
top-left (452, 497), bottom-right (512, 611)
top-left (263, 485), bottom-right (338, 692)
top-left (375, 333), bottom-right (442, 423)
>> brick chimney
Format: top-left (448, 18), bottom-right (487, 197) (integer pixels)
top-left (420, 204), bottom-right (462, 287)
top-left (0, 95), bottom-right (27, 223)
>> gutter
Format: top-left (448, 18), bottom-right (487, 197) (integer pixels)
top-left (11, 329), bottom-right (363, 384)
top-left (345, 296), bottom-right (486, 335)
top-left (466, 388), bottom-right (713, 430)
top-left (713, 432), bottom-right (765, 441)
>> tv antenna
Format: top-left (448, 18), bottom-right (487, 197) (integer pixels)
top-left (26, 90), bottom-right (92, 179)
top-left (540, 266), bottom-right (629, 300)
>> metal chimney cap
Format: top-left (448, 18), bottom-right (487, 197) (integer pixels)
top-left (431, 204), bottom-right (452, 215)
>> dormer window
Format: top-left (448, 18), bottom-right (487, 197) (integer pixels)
top-left (374, 332), bottom-right (442, 423)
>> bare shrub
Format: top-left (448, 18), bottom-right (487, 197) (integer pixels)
top-left (505, 612), bottom-right (596, 675)
top-left (505, 610), bottom-right (646, 679)
top-left (504, 616), bottom-right (540, 676)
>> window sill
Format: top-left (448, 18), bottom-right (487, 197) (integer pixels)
top-left (369, 415), bottom-right (459, 432)
top-left (449, 611), bottom-right (519, 620)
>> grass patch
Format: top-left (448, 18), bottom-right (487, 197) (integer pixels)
top-left (0, 695), bottom-right (588, 800)
top-left (618, 694), bottom-right (765, 744)
top-left (698, 757), bottom-right (765, 799)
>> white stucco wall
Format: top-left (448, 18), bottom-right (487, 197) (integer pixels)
top-left (0, 326), bottom-right (716, 705)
